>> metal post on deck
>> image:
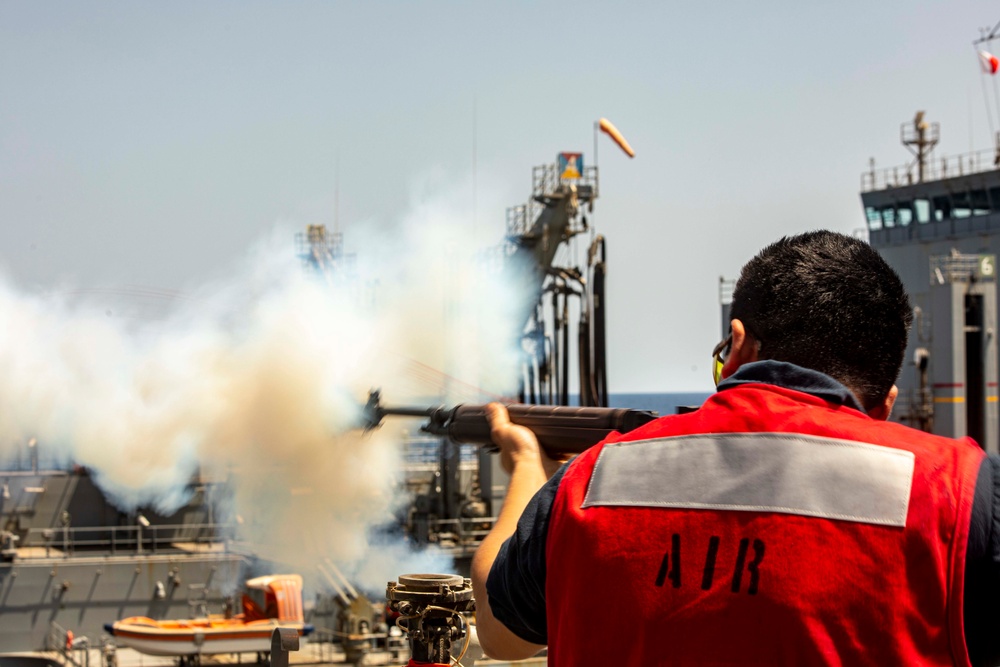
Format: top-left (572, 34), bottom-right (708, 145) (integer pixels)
top-left (136, 514), bottom-right (149, 554)
top-left (270, 627), bottom-right (300, 667)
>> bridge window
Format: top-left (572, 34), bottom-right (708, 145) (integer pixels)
top-left (972, 189), bottom-right (991, 215)
top-left (952, 191), bottom-right (972, 218)
top-left (897, 202), bottom-right (913, 226)
top-left (990, 186), bottom-right (1000, 209)
top-left (914, 198), bottom-right (931, 223)
top-left (933, 195), bottom-right (951, 221)
top-left (865, 206), bottom-right (882, 230)
top-left (881, 206), bottom-right (896, 228)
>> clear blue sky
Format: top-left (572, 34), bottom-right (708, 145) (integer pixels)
top-left (2, 0), bottom-right (998, 393)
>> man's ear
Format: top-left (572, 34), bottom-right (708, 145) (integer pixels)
top-left (867, 385), bottom-right (898, 421)
top-left (721, 319), bottom-right (759, 380)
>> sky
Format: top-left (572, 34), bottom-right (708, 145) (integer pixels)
top-left (2, 1), bottom-right (1000, 394)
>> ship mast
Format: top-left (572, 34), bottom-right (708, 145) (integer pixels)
top-left (901, 111), bottom-right (939, 184)
top-left (974, 20), bottom-right (1000, 164)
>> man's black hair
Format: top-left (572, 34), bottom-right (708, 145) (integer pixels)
top-left (729, 230), bottom-right (912, 411)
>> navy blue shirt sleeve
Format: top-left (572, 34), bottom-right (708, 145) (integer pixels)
top-left (484, 463), bottom-right (569, 645)
top-left (964, 454), bottom-right (1000, 667)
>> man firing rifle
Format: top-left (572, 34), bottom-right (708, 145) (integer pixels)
top-left (472, 230), bottom-right (1000, 666)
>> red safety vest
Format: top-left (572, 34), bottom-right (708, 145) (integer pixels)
top-left (545, 383), bottom-right (984, 666)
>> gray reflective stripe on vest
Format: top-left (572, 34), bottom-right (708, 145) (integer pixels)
top-left (582, 433), bottom-right (914, 527)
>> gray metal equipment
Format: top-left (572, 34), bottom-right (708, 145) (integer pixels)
top-left (385, 574), bottom-right (475, 665)
top-left (269, 627), bottom-right (301, 667)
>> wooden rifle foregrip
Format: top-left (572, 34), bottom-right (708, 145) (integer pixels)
top-left (444, 404), bottom-right (658, 455)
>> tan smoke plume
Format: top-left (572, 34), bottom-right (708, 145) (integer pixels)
top-left (0, 186), bottom-right (525, 590)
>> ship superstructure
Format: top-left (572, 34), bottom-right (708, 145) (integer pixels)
top-left (860, 112), bottom-right (1000, 453)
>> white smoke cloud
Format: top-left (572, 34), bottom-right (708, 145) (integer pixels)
top-left (0, 178), bottom-right (528, 590)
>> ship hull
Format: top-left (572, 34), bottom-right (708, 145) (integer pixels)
top-left (0, 552), bottom-right (248, 653)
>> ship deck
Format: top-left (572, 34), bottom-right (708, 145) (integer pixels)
top-left (8, 645), bottom-right (546, 667)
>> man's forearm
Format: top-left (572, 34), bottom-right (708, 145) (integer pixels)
top-left (471, 459), bottom-right (548, 660)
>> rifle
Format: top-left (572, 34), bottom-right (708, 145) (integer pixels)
top-left (361, 390), bottom-right (658, 456)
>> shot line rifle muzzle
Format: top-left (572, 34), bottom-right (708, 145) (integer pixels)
top-left (361, 389), bottom-right (658, 456)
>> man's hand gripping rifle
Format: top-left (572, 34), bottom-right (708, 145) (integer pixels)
top-left (361, 389), bottom-right (658, 455)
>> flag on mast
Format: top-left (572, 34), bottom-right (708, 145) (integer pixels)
top-left (979, 50), bottom-right (999, 75)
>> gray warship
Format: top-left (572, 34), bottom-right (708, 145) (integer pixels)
top-left (859, 110), bottom-right (1000, 454)
top-left (718, 106), bottom-right (1000, 453)
top-left (0, 459), bottom-right (247, 654)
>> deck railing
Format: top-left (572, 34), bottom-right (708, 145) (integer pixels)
top-left (15, 522), bottom-right (238, 559)
top-left (861, 148), bottom-right (1000, 192)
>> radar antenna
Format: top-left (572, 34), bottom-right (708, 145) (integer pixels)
top-left (974, 19), bottom-right (1000, 45)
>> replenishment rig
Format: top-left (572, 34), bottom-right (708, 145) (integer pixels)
top-left (299, 146), bottom-right (622, 563)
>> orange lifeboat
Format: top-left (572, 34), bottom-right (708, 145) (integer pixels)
top-left (105, 574), bottom-right (313, 657)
